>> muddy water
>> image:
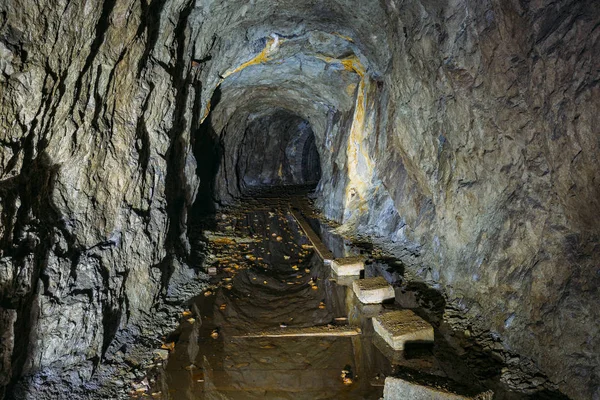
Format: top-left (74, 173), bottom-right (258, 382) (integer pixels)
top-left (127, 188), bottom-right (580, 400)
top-left (142, 195), bottom-right (564, 400)
top-left (152, 205), bottom-right (398, 399)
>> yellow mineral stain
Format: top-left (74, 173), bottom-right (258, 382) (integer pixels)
top-left (344, 72), bottom-right (375, 213)
top-left (222, 37), bottom-right (279, 79)
top-left (201, 99), bottom-right (211, 122)
top-left (316, 54), bottom-right (364, 77)
top-left (346, 83), bottom-right (358, 97)
top-left (333, 32), bottom-right (354, 43)
top-left (340, 55), bottom-right (365, 77)
top-left (201, 36), bottom-right (281, 123)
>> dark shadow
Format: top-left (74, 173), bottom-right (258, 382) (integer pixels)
top-left (403, 342), bottom-right (434, 359)
top-left (300, 125), bottom-right (321, 183)
top-left (189, 87), bottom-right (222, 233)
top-left (236, 110), bottom-right (322, 194)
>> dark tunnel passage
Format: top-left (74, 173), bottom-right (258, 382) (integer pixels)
top-left (191, 105), bottom-right (322, 219)
top-left (236, 110), bottom-right (321, 192)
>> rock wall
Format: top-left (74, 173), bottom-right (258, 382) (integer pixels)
top-left (0, 0), bottom-right (203, 397)
top-left (317, 1), bottom-right (600, 398)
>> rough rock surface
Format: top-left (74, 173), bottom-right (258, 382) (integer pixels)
top-left (0, 0), bottom-right (598, 399)
top-left (0, 0), bottom-right (203, 397)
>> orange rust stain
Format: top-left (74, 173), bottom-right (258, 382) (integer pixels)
top-left (222, 37), bottom-right (276, 79)
top-left (316, 54), bottom-right (365, 77)
top-left (201, 38), bottom-right (280, 123)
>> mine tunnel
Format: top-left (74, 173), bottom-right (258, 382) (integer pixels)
top-left (0, 1), bottom-right (598, 400)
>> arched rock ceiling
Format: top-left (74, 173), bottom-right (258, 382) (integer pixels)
top-left (186, 0), bottom-right (391, 134)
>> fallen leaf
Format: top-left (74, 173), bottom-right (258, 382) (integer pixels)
top-left (161, 342), bottom-right (175, 352)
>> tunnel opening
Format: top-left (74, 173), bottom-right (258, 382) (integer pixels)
top-left (190, 103), bottom-right (323, 222)
top-left (236, 109), bottom-right (322, 195)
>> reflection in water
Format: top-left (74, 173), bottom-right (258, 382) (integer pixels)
top-left (136, 196), bottom-right (567, 400)
top-left (155, 207), bottom-right (394, 399)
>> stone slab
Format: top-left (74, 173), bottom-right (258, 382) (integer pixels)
top-left (330, 273), bottom-right (359, 287)
top-left (352, 276), bottom-right (395, 304)
top-left (331, 256), bottom-right (365, 276)
top-left (373, 310), bottom-right (434, 351)
top-left (383, 376), bottom-right (493, 400)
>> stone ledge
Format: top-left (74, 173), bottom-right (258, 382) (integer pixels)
top-left (352, 276), bottom-right (395, 304)
top-left (373, 310), bottom-right (433, 351)
top-left (383, 375), bottom-right (494, 400)
top-left (331, 256), bottom-right (365, 276)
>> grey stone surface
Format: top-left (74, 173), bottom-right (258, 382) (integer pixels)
top-left (373, 310), bottom-right (434, 351)
top-left (352, 277), bottom-right (395, 304)
top-left (384, 376), bottom-right (494, 400)
top-left (331, 256), bottom-right (364, 276)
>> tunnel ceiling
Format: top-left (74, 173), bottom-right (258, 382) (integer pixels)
top-left (187, 0), bottom-right (389, 141)
top-left (187, 8), bottom-right (386, 203)
top-left (196, 30), bottom-right (371, 149)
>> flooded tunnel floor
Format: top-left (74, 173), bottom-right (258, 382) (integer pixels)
top-left (135, 191), bottom-right (558, 400)
top-left (155, 198), bottom-right (394, 399)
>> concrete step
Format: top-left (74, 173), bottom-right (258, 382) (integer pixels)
top-left (383, 374), bottom-right (494, 400)
top-left (352, 276), bottom-right (395, 304)
top-left (329, 273), bottom-right (359, 287)
top-left (331, 256), bottom-right (365, 276)
top-left (373, 310), bottom-right (434, 351)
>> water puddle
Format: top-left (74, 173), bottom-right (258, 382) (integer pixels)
top-left (147, 205), bottom-right (395, 399)
top-left (136, 196), bottom-right (559, 400)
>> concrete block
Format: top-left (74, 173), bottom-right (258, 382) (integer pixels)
top-left (331, 256), bottom-right (364, 276)
top-left (352, 276), bottom-right (395, 304)
top-left (331, 273), bottom-right (359, 287)
top-left (384, 375), bottom-right (493, 400)
top-left (373, 310), bottom-right (433, 351)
